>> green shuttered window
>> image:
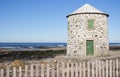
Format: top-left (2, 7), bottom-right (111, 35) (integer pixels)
top-left (88, 20), bottom-right (94, 29)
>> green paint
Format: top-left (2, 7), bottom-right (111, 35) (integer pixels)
top-left (86, 40), bottom-right (94, 55)
top-left (88, 20), bottom-right (94, 29)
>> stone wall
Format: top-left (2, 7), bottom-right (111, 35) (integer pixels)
top-left (67, 14), bottom-right (109, 57)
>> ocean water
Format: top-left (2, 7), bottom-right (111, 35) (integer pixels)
top-left (0, 43), bottom-right (119, 48)
top-left (109, 43), bottom-right (120, 46)
top-left (0, 43), bottom-right (67, 48)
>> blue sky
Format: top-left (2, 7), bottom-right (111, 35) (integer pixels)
top-left (0, 0), bottom-right (120, 43)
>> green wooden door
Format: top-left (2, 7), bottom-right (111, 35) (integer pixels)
top-left (86, 40), bottom-right (94, 55)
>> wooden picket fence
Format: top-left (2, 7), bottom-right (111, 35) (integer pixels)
top-left (0, 58), bottom-right (120, 77)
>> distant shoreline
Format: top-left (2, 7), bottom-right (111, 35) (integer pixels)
top-left (0, 45), bottom-right (120, 52)
top-left (109, 46), bottom-right (120, 50)
top-left (0, 46), bottom-right (66, 52)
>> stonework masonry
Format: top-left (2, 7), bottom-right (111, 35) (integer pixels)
top-left (67, 4), bottom-right (109, 57)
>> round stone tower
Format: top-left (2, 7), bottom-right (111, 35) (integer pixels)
top-left (67, 4), bottom-right (109, 57)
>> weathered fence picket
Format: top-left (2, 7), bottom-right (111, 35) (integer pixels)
top-left (25, 65), bottom-right (28, 77)
top-left (102, 61), bottom-right (105, 77)
top-left (47, 64), bottom-right (50, 77)
top-left (30, 64), bottom-right (33, 77)
top-left (87, 62), bottom-right (90, 77)
top-left (56, 63), bottom-right (59, 77)
top-left (113, 60), bottom-right (115, 77)
top-left (62, 63), bottom-right (65, 77)
top-left (99, 61), bottom-right (101, 77)
top-left (6, 66), bottom-right (10, 77)
top-left (71, 63), bottom-right (74, 77)
top-left (19, 66), bottom-right (22, 77)
top-left (52, 63), bottom-right (55, 77)
top-left (0, 58), bottom-right (120, 77)
top-left (96, 61), bottom-right (98, 77)
top-left (116, 59), bottom-right (119, 77)
top-left (36, 64), bottom-right (38, 77)
top-left (79, 62), bottom-right (82, 77)
top-left (75, 63), bottom-right (78, 77)
top-left (0, 69), bottom-right (4, 77)
top-left (110, 60), bottom-right (112, 77)
top-left (83, 62), bottom-right (86, 77)
top-left (92, 62), bottom-right (94, 77)
top-left (41, 64), bottom-right (44, 77)
top-left (13, 67), bottom-right (16, 77)
top-left (106, 60), bottom-right (108, 77)
top-left (66, 63), bottom-right (69, 77)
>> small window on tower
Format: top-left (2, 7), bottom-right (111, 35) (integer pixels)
top-left (88, 20), bottom-right (94, 29)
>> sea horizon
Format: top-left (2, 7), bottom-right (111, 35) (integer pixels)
top-left (0, 42), bottom-right (120, 48)
top-left (0, 42), bottom-right (67, 48)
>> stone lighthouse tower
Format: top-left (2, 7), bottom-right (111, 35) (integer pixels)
top-left (67, 4), bottom-right (109, 57)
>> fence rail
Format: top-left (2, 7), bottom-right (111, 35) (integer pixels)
top-left (0, 58), bottom-right (120, 77)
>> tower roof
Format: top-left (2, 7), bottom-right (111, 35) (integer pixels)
top-left (67, 4), bottom-right (109, 17)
